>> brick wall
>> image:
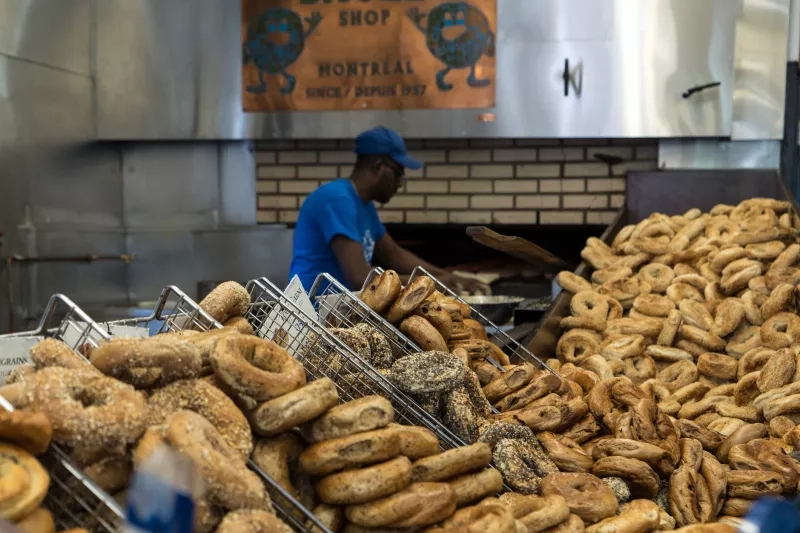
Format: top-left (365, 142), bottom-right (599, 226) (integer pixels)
top-left (254, 139), bottom-right (659, 226)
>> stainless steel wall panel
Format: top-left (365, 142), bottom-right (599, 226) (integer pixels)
top-left (94, 0), bottom-right (741, 139)
top-left (731, 0), bottom-right (790, 139)
top-left (0, 0), bottom-right (93, 75)
top-left (122, 143), bottom-right (220, 230)
top-left (219, 142), bottom-right (257, 226)
top-left (193, 228), bottom-right (294, 287)
top-left (34, 230), bottom-right (129, 306)
top-left (659, 139), bottom-right (781, 169)
top-left (125, 232), bottom-right (196, 302)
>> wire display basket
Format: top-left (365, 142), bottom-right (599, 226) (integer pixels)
top-left (408, 267), bottom-right (557, 374)
top-left (103, 286), bottom-right (331, 533)
top-left (246, 277), bottom-right (467, 451)
top-left (0, 294), bottom-right (124, 532)
top-left (309, 273), bottom-right (420, 361)
top-left (103, 285), bottom-right (221, 335)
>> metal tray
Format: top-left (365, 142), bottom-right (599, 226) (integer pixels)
top-left (247, 277), bottom-right (467, 450)
top-left (524, 169), bottom-right (800, 358)
top-left (104, 286), bottom-right (331, 533)
top-left (0, 294), bottom-right (124, 532)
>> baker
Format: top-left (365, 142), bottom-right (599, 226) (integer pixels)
top-left (290, 126), bottom-right (487, 293)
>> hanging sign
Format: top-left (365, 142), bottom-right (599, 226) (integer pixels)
top-left (241, 0), bottom-right (497, 112)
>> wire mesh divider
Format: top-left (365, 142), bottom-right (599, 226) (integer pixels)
top-left (102, 286), bottom-right (330, 533)
top-left (310, 272), bottom-right (421, 361)
top-left (103, 285), bottom-right (221, 334)
top-left (359, 269), bottom-right (508, 371)
top-left (0, 294), bottom-right (125, 532)
top-left (408, 267), bottom-right (558, 374)
top-left (246, 277), bottom-right (467, 451)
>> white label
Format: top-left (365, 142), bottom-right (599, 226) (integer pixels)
top-left (102, 324), bottom-right (151, 338)
top-left (0, 337), bottom-right (43, 382)
top-left (257, 276), bottom-right (319, 354)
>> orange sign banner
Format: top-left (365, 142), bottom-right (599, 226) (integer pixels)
top-left (241, 0), bottom-right (497, 112)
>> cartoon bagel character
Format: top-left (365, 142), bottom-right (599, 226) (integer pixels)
top-left (408, 2), bottom-right (495, 92)
top-left (243, 8), bottom-right (322, 95)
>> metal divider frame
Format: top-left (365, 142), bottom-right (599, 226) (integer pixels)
top-left (90, 287), bottom-right (332, 533)
top-left (408, 266), bottom-right (558, 374)
top-left (300, 275), bottom-right (514, 492)
top-left (310, 273), bottom-right (421, 361)
top-left (245, 277), bottom-right (467, 451)
top-left (358, 269), bottom-right (508, 372)
top-left (0, 294), bottom-right (124, 532)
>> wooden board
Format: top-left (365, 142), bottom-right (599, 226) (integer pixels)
top-left (466, 226), bottom-right (572, 272)
top-left (241, 0), bottom-right (497, 112)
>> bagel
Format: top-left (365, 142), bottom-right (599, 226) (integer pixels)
top-left (492, 438), bottom-right (558, 494)
top-left (389, 351), bottom-right (465, 395)
top-left (414, 301), bottom-right (455, 341)
top-left (675, 420), bottom-right (723, 452)
top-left (726, 470), bottom-right (783, 499)
top-left (138, 410), bottom-right (270, 511)
top-left (759, 283), bottom-right (795, 319)
top-left (147, 378), bottom-right (253, 460)
top-left (15, 507), bottom-right (55, 533)
top-left (592, 266), bottom-right (633, 285)
top-left (639, 263), bottom-right (675, 293)
top-left (439, 501), bottom-right (516, 533)
top-left (592, 456), bottom-right (660, 498)
top-left (599, 335), bottom-right (645, 360)
top-left (411, 442), bottom-right (492, 482)
top-left (657, 309), bottom-right (683, 346)
top-left (556, 329), bottom-right (600, 363)
top-left (760, 312), bottom-right (800, 349)
top-left (316, 456), bottom-right (412, 505)
top-left (199, 281), bottom-right (250, 323)
top-left (537, 432), bottom-right (593, 473)
top-left (679, 300), bottom-right (714, 331)
top-left (0, 443), bottom-right (49, 521)
top-left (585, 499), bottom-right (660, 533)
top-left (494, 373), bottom-right (562, 412)
top-left (449, 468), bottom-right (504, 506)
top-left (540, 472), bottom-right (618, 524)
top-left (756, 346), bottom-right (796, 392)
top-left (306, 395), bottom-right (394, 443)
top-left (697, 352), bottom-right (738, 382)
top-left (556, 271), bottom-right (592, 293)
top-left (386, 277), bottom-right (436, 323)
top-left (251, 378), bottom-right (339, 437)
top-left (633, 294), bottom-right (675, 317)
top-left (216, 510), bottom-right (292, 533)
top-left (222, 316), bottom-right (254, 335)
top-left (515, 495), bottom-right (571, 533)
top-left (28, 367), bottom-right (148, 461)
top-left (360, 270), bottom-right (402, 314)
top-left (570, 291), bottom-right (610, 319)
top-left (717, 423), bottom-right (767, 462)
top-left (0, 410), bottom-right (52, 456)
top-left (299, 425), bottom-right (406, 476)
top-left (345, 482), bottom-right (456, 528)
top-left (669, 466), bottom-right (714, 526)
top-left (401, 316), bottom-right (449, 352)
top-left (211, 334), bottom-right (306, 401)
top-left (29, 338), bottom-right (95, 371)
top-left (482, 364), bottom-right (536, 402)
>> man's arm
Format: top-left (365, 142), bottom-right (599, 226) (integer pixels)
top-left (330, 235), bottom-right (375, 290)
top-left (374, 233), bottom-right (490, 294)
top-left (374, 233), bottom-right (446, 276)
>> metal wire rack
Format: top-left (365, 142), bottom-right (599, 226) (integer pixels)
top-left (310, 273), bottom-right (421, 361)
top-left (103, 285), bottom-right (221, 334)
top-left (408, 267), bottom-right (557, 374)
top-left (246, 277), bottom-right (467, 451)
top-left (358, 269), bottom-right (510, 371)
top-left (103, 286), bottom-right (331, 533)
top-left (0, 294), bottom-right (124, 532)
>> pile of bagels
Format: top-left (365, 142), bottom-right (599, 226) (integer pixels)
top-left (0, 281), bottom-right (538, 533)
top-left (514, 197), bottom-right (800, 532)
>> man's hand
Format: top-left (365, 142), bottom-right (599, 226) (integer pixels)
top-left (438, 272), bottom-right (491, 296)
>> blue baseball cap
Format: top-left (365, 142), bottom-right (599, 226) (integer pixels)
top-left (353, 126), bottom-right (423, 170)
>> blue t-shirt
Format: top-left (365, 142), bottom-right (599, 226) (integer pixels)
top-left (289, 179), bottom-right (386, 290)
